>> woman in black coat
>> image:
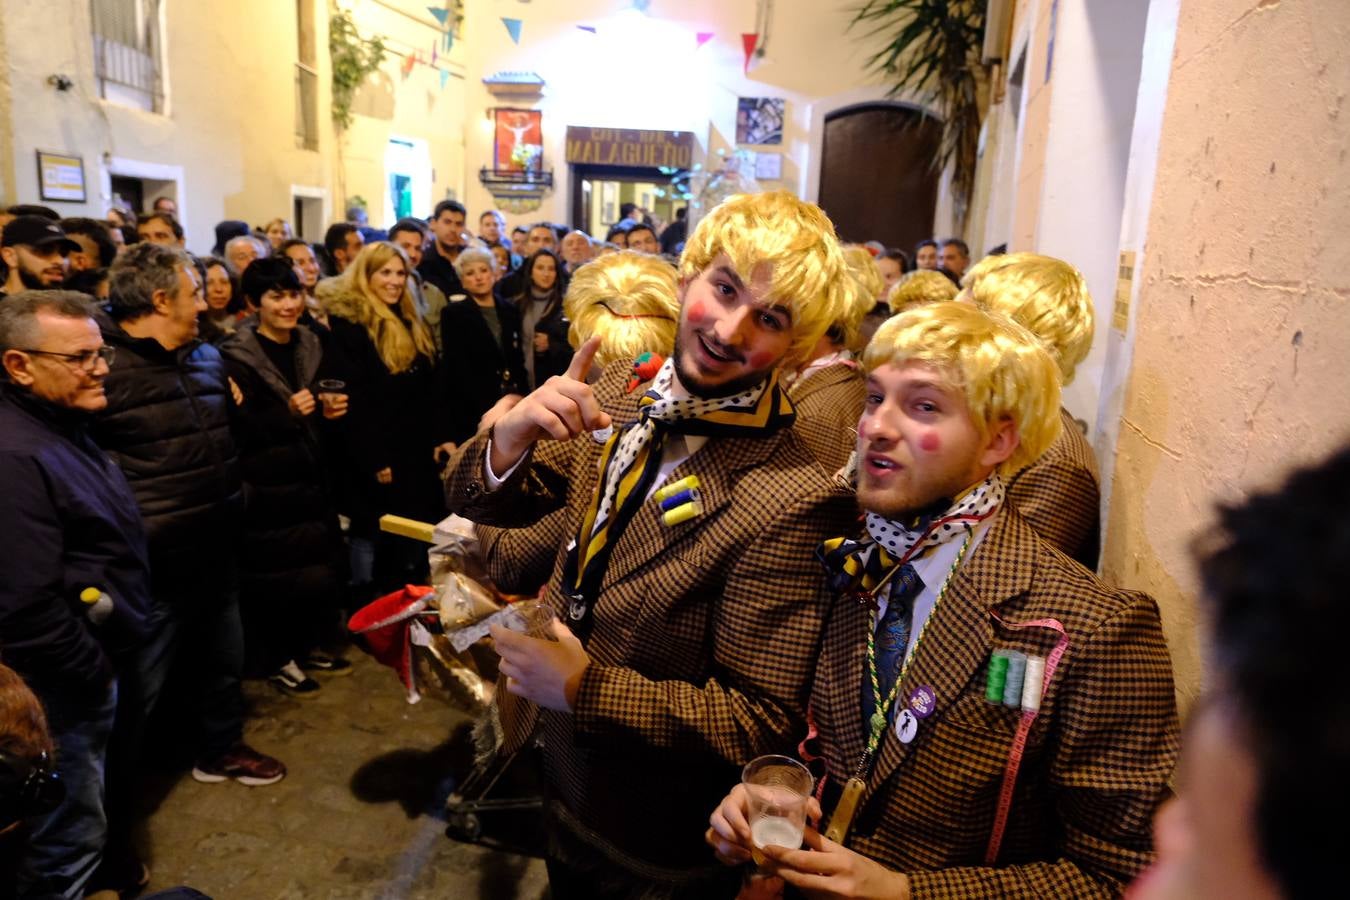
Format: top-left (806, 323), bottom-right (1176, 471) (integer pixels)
top-left (320, 242), bottom-right (450, 592)
top-left (513, 248), bottom-right (573, 389)
top-left (221, 259), bottom-right (348, 693)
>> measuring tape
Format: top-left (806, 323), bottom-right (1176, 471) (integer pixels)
top-left (983, 612), bottom-right (1070, 865)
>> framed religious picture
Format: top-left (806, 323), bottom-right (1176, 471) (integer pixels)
top-left (494, 108), bottom-right (543, 172)
top-left (36, 150), bottom-right (86, 202)
top-left (736, 98), bottom-right (785, 145)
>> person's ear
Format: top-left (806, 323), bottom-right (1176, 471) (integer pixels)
top-left (3, 349), bottom-right (36, 386)
top-left (150, 287), bottom-right (174, 316)
top-left (979, 414), bottom-right (1020, 469)
top-left (0, 246), bottom-right (18, 270)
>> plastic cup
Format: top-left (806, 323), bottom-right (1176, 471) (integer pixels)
top-left (742, 755), bottom-right (813, 865)
top-left (317, 378), bottom-right (347, 415)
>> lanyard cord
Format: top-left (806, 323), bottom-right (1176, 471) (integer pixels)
top-left (855, 530), bottom-right (974, 778)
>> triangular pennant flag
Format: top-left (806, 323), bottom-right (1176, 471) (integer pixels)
top-left (741, 33), bottom-right (759, 74)
top-left (501, 17), bottom-right (522, 45)
top-left (431, 41), bottom-right (438, 65)
top-left (577, 25), bottom-right (597, 34)
top-left (443, 30), bottom-right (453, 52)
top-left (401, 52), bottom-right (416, 77)
top-left (440, 69), bottom-right (451, 90)
top-left (696, 31), bottom-right (714, 50)
top-left (631, 0), bottom-right (651, 12)
top-left (427, 7), bottom-right (449, 26)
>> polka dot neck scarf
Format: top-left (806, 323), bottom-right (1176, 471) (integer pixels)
top-left (817, 473), bottom-right (1004, 599)
top-left (562, 356), bottom-right (795, 632)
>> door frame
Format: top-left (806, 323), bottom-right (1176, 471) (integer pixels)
top-left (568, 164), bottom-right (685, 233)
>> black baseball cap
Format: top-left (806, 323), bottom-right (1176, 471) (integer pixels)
top-left (1, 215), bottom-right (81, 253)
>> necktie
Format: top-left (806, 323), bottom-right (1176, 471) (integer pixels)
top-left (861, 564), bottom-right (924, 728)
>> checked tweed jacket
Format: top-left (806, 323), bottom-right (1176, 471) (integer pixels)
top-left (810, 504), bottom-right (1178, 898)
top-left (788, 362), bottom-right (866, 473)
top-left (1007, 407), bottom-right (1102, 571)
top-left (444, 361), bottom-right (858, 878)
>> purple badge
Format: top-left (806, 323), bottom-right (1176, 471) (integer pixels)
top-left (908, 685), bottom-right (937, 719)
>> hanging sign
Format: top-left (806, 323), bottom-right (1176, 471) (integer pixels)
top-left (565, 127), bottom-right (696, 169)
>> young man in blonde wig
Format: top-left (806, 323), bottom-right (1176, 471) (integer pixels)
top-left (786, 244), bottom-right (877, 471)
top-left (964, 251), bottom-right (1101, 570)
top-left (708, 303), bottom-right (1178, 898)
top-left (444, 191), bottom-right (858, 897)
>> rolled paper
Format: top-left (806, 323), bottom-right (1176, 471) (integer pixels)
top-left (662, 501), bottom-right (702, 527)
top-left (654, 474), bottom-right (700, 503)
top-left (1002, 651), bottom-right (1027, 708)
top-left (659, 487), bottom-right (700, 511)
top-left (1022, 655), bottom-right (1046, 712)
top-left (985, 652), bottom-right (1009, 703)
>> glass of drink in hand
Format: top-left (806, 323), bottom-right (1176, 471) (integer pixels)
top-left (502, 598), bottom-right (556, 641)
top-left (742, 755), bottom-right (813, 865)
top-left (316, 379), bottom-right (347, 418)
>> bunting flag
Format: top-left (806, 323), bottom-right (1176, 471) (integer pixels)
top-left (443, 30), bottom-right (454, 52)
top-left (440, 69), bottom-right (451, 90)
top-left (431, 41), bottom-right (438, 65)
top-left (401, 52), bottom-right (416, 78)
top-left (427, 6), bottom-right (449, 26)
top-left (741, 33), bottom-right (759, 74)
top-left (696, 31), bottom-right (715, 50)
top-left (631, 0), bottom-right (651, 11)
top-left (577, 25), bottom-right (597, 34)
top-left (502, 17), bottom-right (522, 45)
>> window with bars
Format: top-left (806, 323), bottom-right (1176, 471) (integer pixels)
top-left (295, 0), bottom-right (319, 150)
top-left (91, 0), bottom-right (165, 113)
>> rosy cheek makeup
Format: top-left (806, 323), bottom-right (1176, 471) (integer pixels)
top-left (919, 432), bottom-right (941, 453)
top-left (686, 300), bottom-right (706, 324)
top-left (747, 350), bottom-right (773, 369)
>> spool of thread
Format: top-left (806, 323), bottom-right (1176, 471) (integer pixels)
top-left (654, 475), bottom-right (700, 504)
top-left (659, 487), bottom-right (700, 512)
top-left (1021, 655), bottom-right (1046, 712)
top-left (1002, 651), bottom-right (1027, 708)
top-left (985, 652), bottom-right (1009, 703)
top-left (662, 501), bottom-right (702, 527)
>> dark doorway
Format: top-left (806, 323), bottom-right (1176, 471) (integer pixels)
top-left (818, 104), bottom-right (942, 252)
top-left (110, 175), bottom-right (145, 216)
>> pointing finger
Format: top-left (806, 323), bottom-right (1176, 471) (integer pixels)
top-left (564, 335), bottom-right (603, 382)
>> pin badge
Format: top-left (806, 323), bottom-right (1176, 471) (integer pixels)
top-left (895, 708), bottom-right (919, 744)
top-left (908, 685), bottom-right (936, 719)
top-left (591, 425), bottom-right (614, 443)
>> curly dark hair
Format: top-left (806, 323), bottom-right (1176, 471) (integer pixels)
top-left (1195, 441), bottom-right (1350, 898)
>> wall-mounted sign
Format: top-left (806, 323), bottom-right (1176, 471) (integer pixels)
top-left (36, 150), bottom-right (86, 202)
top-left (565, 127), bottom-right (695, 169)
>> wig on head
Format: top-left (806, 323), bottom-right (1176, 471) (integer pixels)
top-left (332, 241), bottom-right (435, 373)
top-left (887, 269), bottom-right (959, 314)
top-left (963, 252), bottom-right (1093, 385)
top-left (564, 251), bottom-right (680, 367)
top-left (861, 303), bottom-right (1062, 476)
top-left (833, 245), bottom-right (884, 351)
top-left (678, 190), bottom-right (849, 368)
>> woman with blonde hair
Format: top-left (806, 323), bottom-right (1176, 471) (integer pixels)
top-left (263, 218), bottom-right (294, 251)
top-left (323, 241), bottom-right (450, 589)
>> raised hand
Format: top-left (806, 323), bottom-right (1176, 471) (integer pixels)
top-left (488, 335), bottom-right (612, 474)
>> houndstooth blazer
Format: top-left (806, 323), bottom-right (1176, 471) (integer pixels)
top-left (788, 362), bottom-right (866, 474)
top-left (444, 361), bottom-right (859, 878)
top-left (1007, 407), bottom-right (1102, 571)
top-left (810, 504), bottom-right (1178, 898)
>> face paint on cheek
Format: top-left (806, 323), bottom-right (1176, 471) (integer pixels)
top-left (919, 432), bottom-right (941, 453)
top-left (686, 300), bottom-right (706, 325)
top-left (747, 350), bottom-right (774, 369)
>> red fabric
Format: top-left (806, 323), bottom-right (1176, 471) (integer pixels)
top-left (348, 584), bottom-right (436, 701)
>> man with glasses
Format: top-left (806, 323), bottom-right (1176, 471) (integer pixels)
top-left (0, 216), bottom-right (79, 299)
top-left (0, 291), bottom-right (153, 897)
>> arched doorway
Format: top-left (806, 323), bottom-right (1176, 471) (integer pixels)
top-left (817, 104), bottom-right (942, 251)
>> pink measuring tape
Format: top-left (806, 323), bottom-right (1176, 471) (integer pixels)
top-left (983, 612), bottom-right (1070, 865)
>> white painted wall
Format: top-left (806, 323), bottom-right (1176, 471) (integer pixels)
top-left (1031, 0), bottom-right (1151, 429)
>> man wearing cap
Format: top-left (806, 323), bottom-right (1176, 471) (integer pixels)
top-left (0, 290), bottom-right (153, 897)
top-left (706, 303), bottom-right (1178, 898)
top-left (445, 191), bottom-right (858, 897)
top-left (1, 216), bottom-right (79, 299)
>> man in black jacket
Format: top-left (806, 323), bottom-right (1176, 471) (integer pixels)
top-left (0, 290), bottom-right (151, 897)
top-left (90, 242), bottom-right (286, 789)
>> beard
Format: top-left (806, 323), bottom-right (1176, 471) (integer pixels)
top-left (19, 267), bottom-right (54, 289)
top-left (671, 330), bottom-right (773, 399)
